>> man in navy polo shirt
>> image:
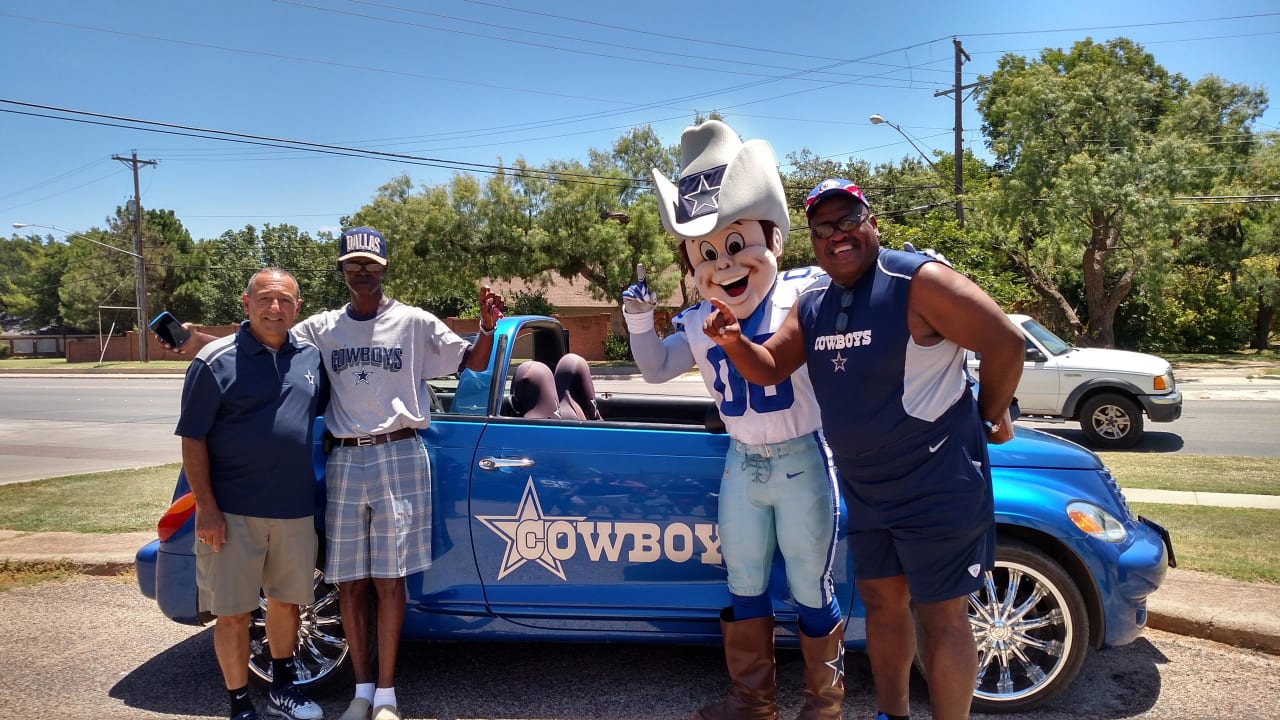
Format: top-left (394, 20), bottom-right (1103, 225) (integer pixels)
top-left (177, 267), bottom-right (326, 720)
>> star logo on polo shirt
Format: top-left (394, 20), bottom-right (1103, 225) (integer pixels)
top-left (832, 352), bottom-right (847, 372)
top-left (354, 369), bottom-right (371, 384)
top-left (304, 370), bottom-right (315, 385)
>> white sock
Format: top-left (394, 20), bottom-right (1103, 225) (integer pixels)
top-left (355, 683), bottom-right (375, 703)
top-left (373, 687), bottom-right (397, 709)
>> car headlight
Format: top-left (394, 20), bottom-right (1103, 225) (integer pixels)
top-left (1066, 501), bottom-right (1128, 542)
top-left (1153, 370), bottom-right (1174, 391)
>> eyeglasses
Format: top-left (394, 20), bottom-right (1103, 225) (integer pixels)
top-left (835, 290), bottom-right (854, 333)
top-left (341, 261), bottom-right (384, 273)
top-left (810, 211), bottom-right (869, 240)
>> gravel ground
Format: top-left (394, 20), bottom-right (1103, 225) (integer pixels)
top-left (1, 575), bottom-right (1278, 720)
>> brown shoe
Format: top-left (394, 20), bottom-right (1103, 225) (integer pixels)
top-left (797, 620), bottom-right (846, 720)
top-left (691, 609), bottom-right (778, 720)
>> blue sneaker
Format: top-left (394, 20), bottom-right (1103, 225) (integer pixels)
top-left (266, 684), bottom-right (323, 720)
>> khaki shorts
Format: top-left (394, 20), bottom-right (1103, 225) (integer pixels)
top-left (197, 513), bottom-right (317, 617)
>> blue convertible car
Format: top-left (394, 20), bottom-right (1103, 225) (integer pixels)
top-left (136, 316), bottom-right (1172, 713)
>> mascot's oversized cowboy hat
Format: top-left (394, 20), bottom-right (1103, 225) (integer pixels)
top-left (652, 119), bottom-right (790, 242)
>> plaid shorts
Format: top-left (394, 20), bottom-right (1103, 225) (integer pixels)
top-left (324, 436), bottom-right (432, 582)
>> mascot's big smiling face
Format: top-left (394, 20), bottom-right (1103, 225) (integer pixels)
top-left (685, 219), bottom-right (780, 319)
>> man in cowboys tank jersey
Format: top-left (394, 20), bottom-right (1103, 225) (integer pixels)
top-left (703, 179), bottom-right (1024, 720)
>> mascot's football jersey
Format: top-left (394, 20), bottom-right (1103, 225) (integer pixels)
top-left (673, 266), bottom-right (826, 445)
top-left (797, 248), bottom-right (972, 473)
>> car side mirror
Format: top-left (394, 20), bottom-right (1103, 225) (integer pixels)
top-left (1026, 348), bottom-right (1048, 363)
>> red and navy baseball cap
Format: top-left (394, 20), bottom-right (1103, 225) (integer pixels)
top-left (804, 179), bottom-right (870, 219)
top-left (338, 226), bottom-right (388, 265)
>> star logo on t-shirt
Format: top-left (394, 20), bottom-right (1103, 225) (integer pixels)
top-left (832, 352), bottom-right (847, 372)
top-left (354, 369), bottom-right (371, 384)
top-left (304, 370), bottom-right (315, 385)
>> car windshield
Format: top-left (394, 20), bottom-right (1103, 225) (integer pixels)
top-left (1021, 318), bottom-right (1072, 356)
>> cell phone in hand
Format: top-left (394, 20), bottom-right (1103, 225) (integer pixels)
top-left (149, 310), bottom-right (191, 348)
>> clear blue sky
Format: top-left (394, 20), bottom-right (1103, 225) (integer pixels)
top-left (3, 0), bottom-right (1279, 243)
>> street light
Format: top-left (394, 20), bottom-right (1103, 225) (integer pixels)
top-left (868, 114), bottom-right (944, 176)
top-left (12, 222), bottom-right (149, 362)
top-left (869, 113), bottom-right (963, 225)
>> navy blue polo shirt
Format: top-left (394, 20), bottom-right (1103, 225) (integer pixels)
top-left (175, 321), bottom-right (323, 519)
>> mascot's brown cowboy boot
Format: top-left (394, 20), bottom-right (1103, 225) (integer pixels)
top-left (797, 620), bottom-right (846, 720)
top-left (692, 609), bottom-right (778, 720)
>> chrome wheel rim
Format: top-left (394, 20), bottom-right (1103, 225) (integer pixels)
top-left (248, 570), bottom-right (348, 686)
top-left (970, 561), bottom-right (1075, 703)
top-left (1090, 404), bottom-right (1131, 440)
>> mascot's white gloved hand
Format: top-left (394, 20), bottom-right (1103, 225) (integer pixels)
top-left (903, 241), bottom-right (953, 268)
top-left (622, 263), bottom-right (658, 334)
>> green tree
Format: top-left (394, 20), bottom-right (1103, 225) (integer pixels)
top-left (346, 127), bottom-right (680, 319)
top-left (0, 234), bottom-right (43, 320)
top-left (976, 37), bottom-right (1266, 347)
top-left (196, 224), bottom-right (345, 324)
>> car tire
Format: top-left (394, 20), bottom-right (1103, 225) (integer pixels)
top-left (914, 539), bottom-right (1090, 714)
top-left (1079, 392), bottom-right (1143, 449)
top-left (247, 568), bottom-right (352, 694)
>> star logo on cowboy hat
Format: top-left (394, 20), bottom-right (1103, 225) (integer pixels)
top-left (680, 171), bottom-right (723, 219)
top-left (652, 120), bottom-right (790, 241)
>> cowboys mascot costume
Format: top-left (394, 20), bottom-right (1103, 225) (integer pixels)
top-left (623, 120), bottom-right (845, 720)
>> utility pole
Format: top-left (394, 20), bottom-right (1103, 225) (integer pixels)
top-left (934, 38), bottom-right (983, 228)
top-left (112, 151), bottom-right (157, 361)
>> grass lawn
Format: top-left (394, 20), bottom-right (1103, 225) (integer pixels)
top-left (0, 559), bottom-right (82, 592)
top-left (1132, 503), bottom-right (1280, 584)
top-left (0, 464), bottom-right (180, 533)
top-left (1163, 348), bottom-right (1280, 366)
top-left (0, 357), bottom-right (190, 371)
top-left (1099, 453), bottom-right (1280, 496)
top-left (0, 458), bottom-right (1277, 585)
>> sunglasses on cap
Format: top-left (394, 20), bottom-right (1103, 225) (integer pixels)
top-left (340, 261), bottom-right (384, 273)
top-left (810, 210), bottom-right (870, 240)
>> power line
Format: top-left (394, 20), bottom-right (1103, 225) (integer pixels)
top-left (0, 100), bottom-right (650, 188)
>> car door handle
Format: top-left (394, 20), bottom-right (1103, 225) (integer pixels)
top-left (478, 457), bottom-right (535, 470)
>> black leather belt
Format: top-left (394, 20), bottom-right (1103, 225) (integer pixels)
top-left (333, 428), bottom-right (418, 447)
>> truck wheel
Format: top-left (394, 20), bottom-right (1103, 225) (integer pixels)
top-left (247, 569), bottom-right (351, 694)
top-left (1079, 392), bottom-right (1143, 449)
top-left (916, 539), bottom-right (1091, 713)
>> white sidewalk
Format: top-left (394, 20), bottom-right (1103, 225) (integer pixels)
top-left (1124, 487), bottom-right (1280, 509)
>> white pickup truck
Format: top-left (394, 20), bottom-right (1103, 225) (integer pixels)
top-left (970, 314), bottom-right (1182, 449)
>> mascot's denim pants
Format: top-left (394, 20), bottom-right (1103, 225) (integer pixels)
top-left (717, 432), bottom-right (840, 609)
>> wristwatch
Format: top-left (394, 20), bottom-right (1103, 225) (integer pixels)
top-left (983, 420), bottom-right (1001, 435)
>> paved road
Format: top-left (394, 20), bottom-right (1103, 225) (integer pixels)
top-left (0, 377), bottom-right (182, 484)
top-left (1, 372), bottom-right (1277, 485)
top-left (1, 574), bottom-right (1277, 720)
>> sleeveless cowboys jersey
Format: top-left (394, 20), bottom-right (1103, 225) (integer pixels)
top-left (797, 248), bottom-right (974, 475)
top-left (673, 266), bottom-right (826, 446)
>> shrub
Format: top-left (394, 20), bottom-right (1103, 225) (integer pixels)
top-left (603, 332), bottom-right (633, 362)
top-left (507, 289), bottom-right (558, 316)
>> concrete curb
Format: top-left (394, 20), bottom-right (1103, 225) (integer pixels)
top-left (1144, 567), bottom-right (1280, 655)
top-left (1147, 609), bottom-right (1280, 655)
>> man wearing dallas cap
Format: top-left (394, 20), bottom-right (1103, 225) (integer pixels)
top-left (289, 226), bottom-right (504, 720)
top-left (703, 180), bottom-right (1024, 720)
